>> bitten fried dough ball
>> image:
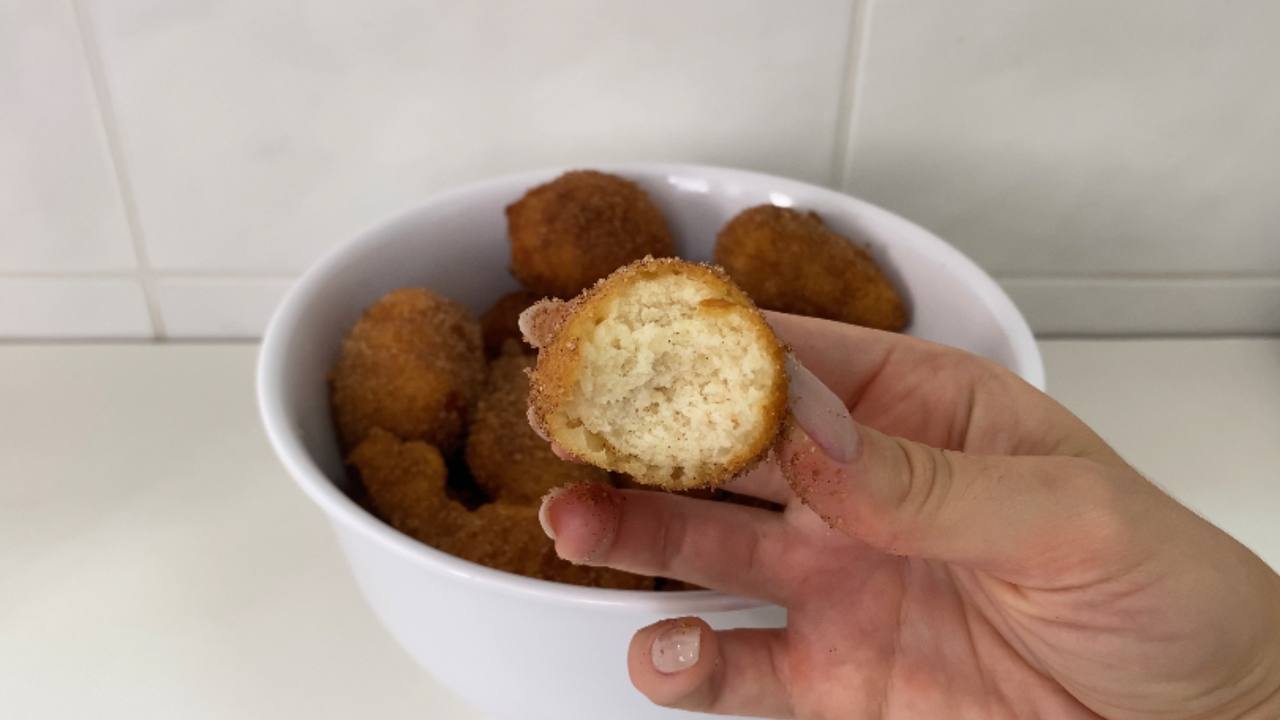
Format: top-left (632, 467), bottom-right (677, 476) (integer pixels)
top-left (465, 350), bottom-right (610, 505)
top-left (526, 258), bottom-right (788, 490)
top-left (506, 170), bottom-right (675, 298)
top-left (330, 288), bottom-right (484, 453)
top-left (480, 290), bottom-right (542, 358)
top-left (714, 205), bottom-right (908, 332)
top-left (349, 429), bottom-right (652, 590)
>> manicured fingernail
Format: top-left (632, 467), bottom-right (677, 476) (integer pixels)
top-left (549, 443), bottom-right (577, 462)
top-left (527, 406), bottom-right (550, 442)
top-left (538, 487), bottom-right (567, 540)
top-left (787, 355), bottom-right (859, 463)
top-left (651, 623), bottom-right (701, 674)
top-left (518, 299), bottom-right (567, 348)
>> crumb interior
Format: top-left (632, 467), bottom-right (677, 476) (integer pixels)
top-left (557, 274), bottom-right (776, 484)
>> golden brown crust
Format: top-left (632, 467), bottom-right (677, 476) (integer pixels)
top-left (348, 428), bottom-right (461, 539)
top-left (714, 205), bottom-right (908, 332)
top-left (527, 257), bottom-right (788, 489)
top-left (465, 350), bottom-right (610, 505)
top-left (349, 429), bottom-right (653, 590)
top-left (480, 290), bottom-right (542, 358)
top-left (330, 288), bottom-right (484, 453)
top-left (506, 170), bottom-right (676, 298)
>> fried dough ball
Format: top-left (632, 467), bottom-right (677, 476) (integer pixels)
top-left (466, 350), bottom-right (610, 505)
top-left (349, 429), bottom-right (653, 590)
top-left (330, 288), bottom-right (484, 453)
top-left (480, 290), bottom-right (541, 358)
top-left (714, 205), bottom-right (908, 332)
top-left (349, 427), bottom-right (461, 539)
top-left (506, 170), bottom-right (675, 298)
top-left (526, 258), bottom-right (788, 490)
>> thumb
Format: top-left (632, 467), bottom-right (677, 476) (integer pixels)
top-left (782, 358), bottom-right (1135, 578)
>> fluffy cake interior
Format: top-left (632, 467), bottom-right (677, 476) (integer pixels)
top-left (552, 273), bottom-right (779, 485)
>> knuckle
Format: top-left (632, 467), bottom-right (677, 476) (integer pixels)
top-left (1077, 464), bottom-right (1139, 548)
top-left (649, 509), bottom-right (689, 576)
top-left (1043, 456), bottom-right (1140, 556)
top-left (865, 440), bottom-right (955, 551)
top-left (738, 524), bottom-right (767, 581)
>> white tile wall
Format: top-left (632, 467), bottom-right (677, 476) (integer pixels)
top-left (84, 0), bottom-right (854, 274)
top-left (3, 0), bottom-right (1279, 338)
top-left (0, 0), bottom-right (134, 272)
top-left (0, 279), bottom-right (151, 338)
top-left (1001, 278), bottom-right (1280, 336)
top-left (155, 278), bottom-right (291, 339)
top-left (844, 0), bottom-right (1280, 276)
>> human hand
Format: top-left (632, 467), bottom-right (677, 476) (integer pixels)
top-left (537, 311), bottom-right (1280, 719)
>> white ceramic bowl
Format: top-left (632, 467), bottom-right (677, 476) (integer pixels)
top-left (257, 163), bottom-right (1044, 720)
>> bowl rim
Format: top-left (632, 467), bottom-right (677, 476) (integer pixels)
top-left (256, 161), bottom-right (1044, 614)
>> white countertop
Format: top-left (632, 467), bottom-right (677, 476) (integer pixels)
top-left (2, 339), bottom-right (1278, 719)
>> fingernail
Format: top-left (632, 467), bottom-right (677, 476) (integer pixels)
top-left (651, 623), bottom-right (701, 674)
top-left (527, 406), bottom-right (550, 442)
top-left (787, 355), bottom-right (859, 463)
top-left (538, 487), bottom-right (566, 540)
top-left (518, 299), bottom-right (567, 348)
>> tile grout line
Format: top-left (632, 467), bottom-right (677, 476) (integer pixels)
top-left (69, 0), bottom-right (166, 339)
top-left (829, 0), bottom-right (875, 191)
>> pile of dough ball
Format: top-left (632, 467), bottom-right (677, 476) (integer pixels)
top-left (330, 169), bottom-right (908, 590)
top-left (332, 288), bottom-right (652, 590)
